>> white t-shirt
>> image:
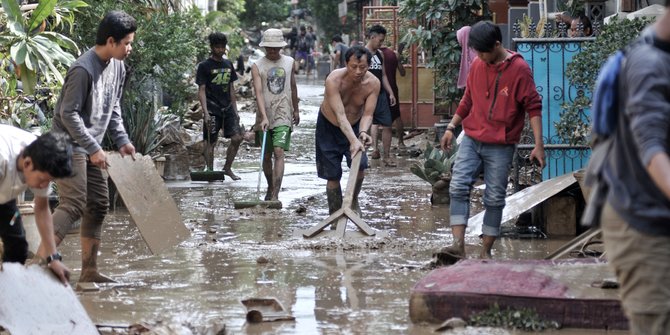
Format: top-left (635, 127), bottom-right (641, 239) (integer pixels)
top-left (0, 125), bottom-right (50, 204)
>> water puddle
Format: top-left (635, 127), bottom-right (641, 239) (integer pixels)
top-left (53, 76), bottom-right (626, 334)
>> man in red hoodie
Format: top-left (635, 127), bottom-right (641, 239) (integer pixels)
top-left (439, 21), bottom-right (545, 260)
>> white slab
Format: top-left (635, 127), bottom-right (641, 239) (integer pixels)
top-left (107, 153), bottom-right (190, 254)
top-left (0, 263), bottom-right (98, 334)
top-left (466, 172), bottom-right (577, 236)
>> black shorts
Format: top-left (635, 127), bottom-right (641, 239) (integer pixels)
top-left (373, 90), bottom-right (392, 126)
top-left (0, 200), bottom-right (28, 264)
top-left (390, 87), bottom-right (400, 121)
top-left (315, 112), bottom-right (369, 180)
top-left (203, 106), bottom-right (242, 143)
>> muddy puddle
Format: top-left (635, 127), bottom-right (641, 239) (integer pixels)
top-left (54, 76), bottom-right (627, 334)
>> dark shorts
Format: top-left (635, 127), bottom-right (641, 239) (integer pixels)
top-left (0, 200), bottom-right (28, 264)
top-left (315, 112), bottom-right (369, 180)
top-left (296, 50), bottom-right (309, 61)
top-left (390, 87), bottom-right (400, 121)
top-left (203, 106), bottom-right (241, 143)
top-left (373, 90), bottom-right (392, 126)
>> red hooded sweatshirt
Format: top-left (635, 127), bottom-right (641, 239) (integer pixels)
top-left (455, 51), bottom-right (542, 144)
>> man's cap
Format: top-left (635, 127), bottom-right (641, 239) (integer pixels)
top-left (259, 29), bottom-right (287, 48)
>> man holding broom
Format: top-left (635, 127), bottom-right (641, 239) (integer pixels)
top-left (252, 29), bottom-right (300, 204)
top-left (196, 32), bottom-right (243, 180)
top-left (316, 45), bottom-right (379, 216)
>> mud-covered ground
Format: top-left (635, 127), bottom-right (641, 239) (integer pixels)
top-left (54, 76), bottom-right (627, 335)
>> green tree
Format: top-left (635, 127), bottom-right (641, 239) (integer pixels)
top-left (0, 0), bottom-right (86, 95)
top-left (239, 0), bottom-right (288, 28)
top-left (556, 16), bottom-right (652, 145)
top-left (399, 0), bottom-right (490, 113)
top-left (300, 0), bottom-right (341, 43)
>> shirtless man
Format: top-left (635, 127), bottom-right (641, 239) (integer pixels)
top-left (316, 45), bottom-right (380, 215)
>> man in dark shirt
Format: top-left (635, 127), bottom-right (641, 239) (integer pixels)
top-left (196, 32), bottom-right (243, 180)
top-left (365, 25), bottom-right (397, 167)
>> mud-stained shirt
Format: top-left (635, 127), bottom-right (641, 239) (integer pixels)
top-left (254, 55), bottom-right (295, 129)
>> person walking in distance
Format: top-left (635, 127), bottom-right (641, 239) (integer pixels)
top-left (252, 29), bottom-right (300, 203)
top-left (380, 43), bottom-right (407, 149)
top-left (331, 35), bottom-right (349, 69)
top-left (45, 10), bottom-right (138, 283)
top-left (365, 25), bottom-right (397, 167)
top-left (196, 32), bottom-right (243, 180)
top-left (438, 21), bottom-right (545, 261)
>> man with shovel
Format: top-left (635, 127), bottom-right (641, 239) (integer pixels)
top-left (41, 11), bottom-right (137, 283)
top-left (316, 45), bottom-right (379, 216)
top-left (252, 29), bottom-right (300, 203)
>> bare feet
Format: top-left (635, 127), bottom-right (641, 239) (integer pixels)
top-left (479, 251), bottom-right (492, 259)
top-left (383, 159), bottom-right (397, 167)
top-left (79, 271), bottom-right (116, 283)
top-left (223, 169), bottom-right (241, 180)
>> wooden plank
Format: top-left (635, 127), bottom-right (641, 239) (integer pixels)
top-left (0, 263), bottom-right (98, 334)
top-left (466, 173), bottom-right (577, 236)
top-left (107, 153), bottom-right (190, 254)
top-left (302, 151), bottom-right (384, 239)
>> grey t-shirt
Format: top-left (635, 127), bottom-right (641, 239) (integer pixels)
top-left (53, 48), bottom-right (130, 154)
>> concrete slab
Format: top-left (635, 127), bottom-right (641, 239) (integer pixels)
top-left (0, 263), bottom-right (98, 334)
top-left (107, 153), bottom-right (190, 254)
top-left (467, 172), bottom-right (577, 236)
top-left (410, 259), bottom-right (627, 330)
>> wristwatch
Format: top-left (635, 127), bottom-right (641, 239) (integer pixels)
top-left (46, 252), bottom-right (62, 264)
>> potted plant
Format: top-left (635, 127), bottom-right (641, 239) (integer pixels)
top-left (410, 141), bottom-right (459, 205)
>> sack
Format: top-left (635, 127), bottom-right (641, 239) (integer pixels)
top-left (581, 50), bottom-right (626, 227)
top-left (591, 50), bottom-right (625, 138)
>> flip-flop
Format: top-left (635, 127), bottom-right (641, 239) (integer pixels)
top-left (383, 159), bottom-right (397, 167)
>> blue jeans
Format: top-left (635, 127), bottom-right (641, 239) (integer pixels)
top-left (449, 135), bottom-right (515, 236)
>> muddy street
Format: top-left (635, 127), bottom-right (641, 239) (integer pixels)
top-left (56, 76), bottom-right (625, 334)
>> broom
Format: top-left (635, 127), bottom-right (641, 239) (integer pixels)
top-left (233, 130), bottom-right (282, 209)
top-left (190, 116), bottom-right (226, 182)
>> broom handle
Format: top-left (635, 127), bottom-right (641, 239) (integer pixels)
top-left (257, 130), bottom-right (267, 199)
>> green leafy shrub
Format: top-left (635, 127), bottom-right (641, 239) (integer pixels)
top-left (399, 0), bottom-right (491, 113)
top-left (410, 141), bottom-right (459, 186)
top-left (556, 16), bottom-right (653, 144)
top-left (469, 304), bottom-right (561, 331)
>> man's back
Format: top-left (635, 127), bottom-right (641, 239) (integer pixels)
top-left (604, 30), bottom-right (670, 235)
top-left (380, 47), bottom-right (399, 88)
top-left (0, 125), bottom-right (39, 204)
